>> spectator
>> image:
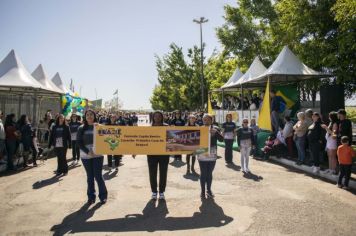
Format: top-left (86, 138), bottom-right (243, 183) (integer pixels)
top-left (186, 115), bottom-right (198, 174)
top-left (18, 115), bottom-right (34, 168)
top-left (293, 112), bottom-right (308, 165)
top-left (5, 114), bottom-right (19, 170)
top-left (282, 116), bottom-right (294, 158)
top-left (321, 112), bottom-right (339, 175)
top-left (337, 136), bottom-right (355, 190)
top-left (337, 109), bottom-right (352, 146)
top-left (270, 90), bottom-right (286, 134)
top-left (307, 112), bottom-right (323, 173)
top-left (69, 114), bottom-right (81, 164)
top-left (0, 111), bottom-right (5, 165)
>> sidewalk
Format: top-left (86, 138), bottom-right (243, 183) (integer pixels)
top-left (267, 156), bottom-right (356, 190)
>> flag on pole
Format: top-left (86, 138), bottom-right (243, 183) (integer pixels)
top-left (207, 94), bottom-right (215, 115)
top-left (69, 79), bottom-right (74, 92)
top-left (258, 78), bottom-right (272, 131)
top-left (113, 89), bottom-right (118, 95)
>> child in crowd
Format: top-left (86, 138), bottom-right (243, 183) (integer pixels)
top-left (337, 136), bottom-right (355, 190)
top-left (261, 135), bottom-right (276, 160)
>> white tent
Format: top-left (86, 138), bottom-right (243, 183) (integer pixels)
top-left (227, 56), bottom-right (267, 88)
top-left (51, 72), bottom-right (71, 94)
top-left (32, 64), bottom-right (63, 94)
top-left (221, 67), bottom-right (244, 89)
top-left (250, 46), bottom-right (324, 84)
top-left (0, 50), bottom-right (44, 89)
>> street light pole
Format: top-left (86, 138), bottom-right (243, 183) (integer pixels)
top-left (193, 17), bottom-right (208, 111)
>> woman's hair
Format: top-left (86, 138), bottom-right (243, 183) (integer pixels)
top-left (297, 112), bottom-right (305, 120)
top-left (18, 114), bottom-right (28, 127)
top-left (152, 111), bottom-right (164, 125)
top-left (4, 114), bottom-right (15, 128)
top-left (83, 109), bottom-right (98, 127)
top-left (55, 114), bottom-right (66, 126)
top-left (328, 111), bottom-right (338, 129)
top-left (284, 116), bottom-right (291, 122)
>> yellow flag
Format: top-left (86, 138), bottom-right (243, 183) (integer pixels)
top-left (208, 94), bottom-right (215, 115)
top-left (258, 78), bottom-right (272, 131)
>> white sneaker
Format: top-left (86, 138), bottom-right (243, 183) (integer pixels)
top-left (151, 192), bottom-right (157, 200)
top-left (313, 167), bottom-right (320, 174)
top-left (323, 169), bottom-right (330, 174)
top-left (159, 193), bottom-right (165, 200)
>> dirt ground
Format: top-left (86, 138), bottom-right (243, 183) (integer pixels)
top-left (0, 147), bottom-right (355, 236)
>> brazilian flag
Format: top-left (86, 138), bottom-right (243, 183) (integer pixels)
top-left (274, 84), bottom-right (299, 118)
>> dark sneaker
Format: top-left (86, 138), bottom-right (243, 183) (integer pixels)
top-left (206, 191), bottom-right (215, 199)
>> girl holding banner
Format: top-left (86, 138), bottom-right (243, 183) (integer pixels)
top-left (147, 111), bottom-right (170, 200)
top-left (197, 114), bottom-right (223, 199)
top-left (77, 109), bottom-right (108, 205)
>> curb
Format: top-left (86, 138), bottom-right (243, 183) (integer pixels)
top-left (268, 156), bottom-right (356, 190)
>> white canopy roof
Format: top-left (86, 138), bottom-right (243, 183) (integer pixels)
top-left (250, 46), bottom-right (323, 84)
top-left (229, 56), bottom-right (267, 88)
top-left (0, 50), bottom-right (44, 89)
top-left (32, 64), bottom-right (63, 94)
top-left (221, 67), bottom-right (243, 89)
top-left (51, 72), bottom-right (71, 94)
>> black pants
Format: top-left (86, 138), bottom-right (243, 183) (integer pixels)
top-left (186, 154), bottom-right (196, 171)
top-left (71, 141), bottom-right (80, 160)
top-left (224, 139), bottom-right (234, 163)
top-left (55, 147), bottom-right (68, 174)
top-left (199, 161), bottom-right (216, 193)
top-left (174, 155), bottom-right (182, 161)
top-left (338, 164), bottom-right (352, 187)
top-left (108, 155), bottom-right (121, 167)
top-left (309, 142), bottom-right (320, 167)
top-left (147, 156), bottom-right (169, 193)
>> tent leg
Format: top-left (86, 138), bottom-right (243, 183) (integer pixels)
top-left (18, 95), bottom-right (23, 118)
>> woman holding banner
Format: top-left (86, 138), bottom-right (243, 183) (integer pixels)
top-left (222, 114), bottom-right (236, 164)
top-left (147, 111), bottom-right (170, 200)
top-left (197, 114), bottom-right (223, 199)
top-left (77, 109), bottom-right (108, 205)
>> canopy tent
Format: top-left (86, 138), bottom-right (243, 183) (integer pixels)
top-left (249, 46), bottom-right (327, 85)
top-left (32, 64), bottom-right (63, 94)
top-left (51, 72), bottom-right (72, 95)
top-left (0, 50), bottom-right (43, 90)
top-left (220, 67), bottom-right (244, 89)
top-left (231, 56), bottom-right (267, 87)
top-left (0, 50), bottom-right (62, 124)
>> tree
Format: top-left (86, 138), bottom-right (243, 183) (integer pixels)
top-left (150, 43), bottom-right (204, 111)
top-left (216, 0), bottom-right (355, 98)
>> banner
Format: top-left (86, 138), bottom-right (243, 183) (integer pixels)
top-left (94, 125), bottom-right (210, 155)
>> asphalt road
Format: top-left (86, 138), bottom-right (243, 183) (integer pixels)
top-left (0, 147), bottom-right (355, 236)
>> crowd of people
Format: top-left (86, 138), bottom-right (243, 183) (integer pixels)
top-left (0, 105), bottom-right (354, 205)
top-left (212, 92), bottom-right (263, 111)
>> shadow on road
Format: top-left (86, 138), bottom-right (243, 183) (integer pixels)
top-left (183, 172), bottom-right (200, 181)
top-left (32, 175), bottom-right (62, 189)
top-left (103, 170), bottom-right (118, 180)
top-left (169, 159), bottom-right (186, 168)
top-left (50, 198), bottom-right (233, 235)
top-left (226, 162), bottom-right (241, 172)
top-left (243, 172), bottom-right (263, 182)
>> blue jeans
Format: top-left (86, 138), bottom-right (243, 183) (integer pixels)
top-left (295, 136), bottom-right (306, 162)
top-left (82, 157), bottom-right (107, 201)
top-left (198, 161), bottom-right (216, 193)
top-left (5, 140), bottom-right (16, 170)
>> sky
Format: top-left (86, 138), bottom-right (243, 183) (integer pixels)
top-left (0, 0), bottom-right (236, 110)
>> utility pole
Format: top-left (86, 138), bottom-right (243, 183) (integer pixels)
top-left (193, 17), bottom-right (208, 110)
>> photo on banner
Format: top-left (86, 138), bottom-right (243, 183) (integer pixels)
top-left (93, 125), bottom-right (210, 156)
